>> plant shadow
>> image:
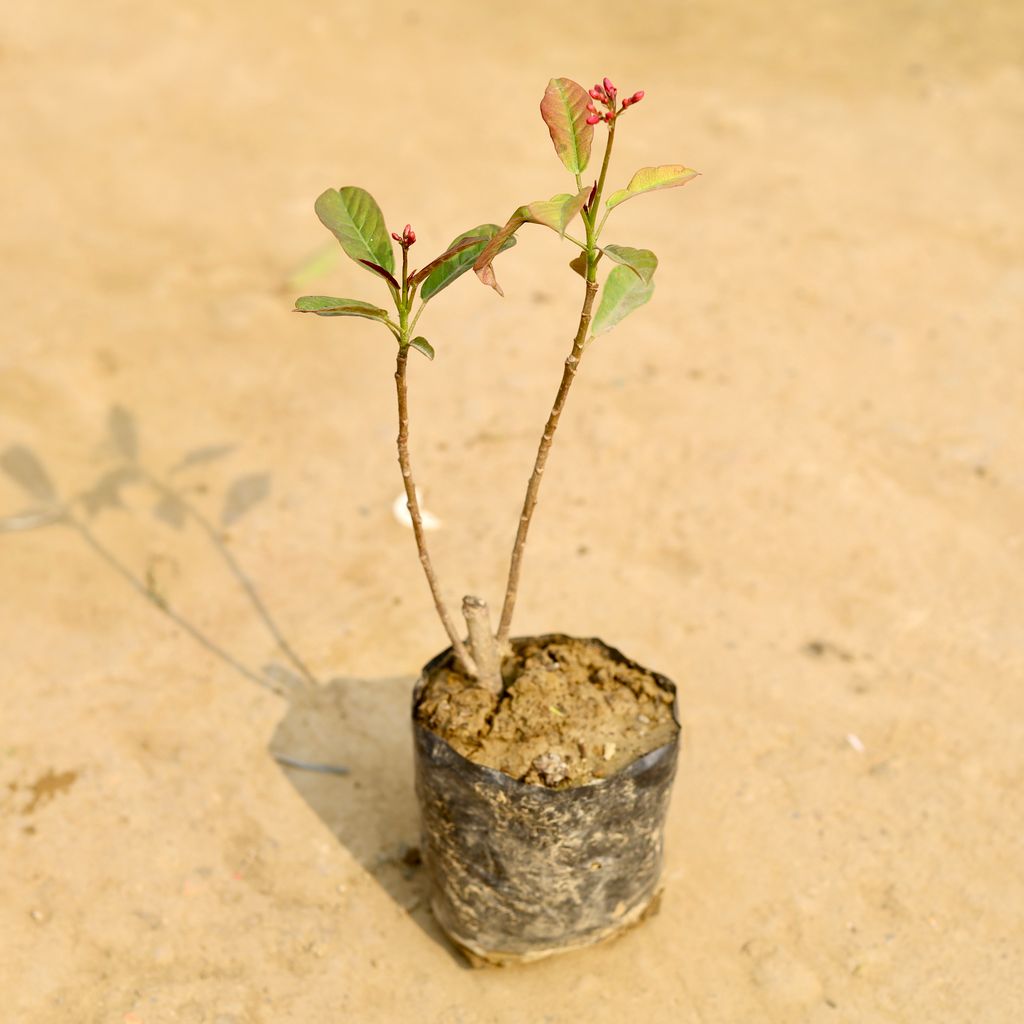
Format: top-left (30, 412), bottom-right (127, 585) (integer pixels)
top-left (269, 674), bottom-right (465, 962)
top-left (1, 407), bottom-right (462, 961)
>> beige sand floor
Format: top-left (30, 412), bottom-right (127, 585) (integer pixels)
top-left (2, 2), bottom-right (1022, 1021)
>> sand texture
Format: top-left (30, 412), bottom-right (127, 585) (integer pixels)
top-left (1, 1), bottom-right (1022, 1021)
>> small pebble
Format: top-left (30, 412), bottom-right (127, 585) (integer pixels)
top-left (603, 742), bottom-right (617, 761)
top-left (533, 752), bottom-right (569, 784)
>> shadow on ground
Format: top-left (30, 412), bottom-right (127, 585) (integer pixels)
top-left (1, 408), bottom-right (461, 961)
top-left (269, 675), bottom-right (464, 962)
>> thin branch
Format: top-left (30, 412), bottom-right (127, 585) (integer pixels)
top-left (496, 278), bottom-right (598, 645)
top-left (408, 299), bottom-right (428, 337)
top-left (395, 348), bottom-right (477, 676)
top-left (496, 121), bottom-right (617, 646)
top-left (591, 120), bottom-right (617, 238)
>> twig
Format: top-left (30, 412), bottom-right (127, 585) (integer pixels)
top-left (496, 118), bottom-right (618, 646)
top-left (496, 279), bottom-right (598, 645)
top-left (395, 349), bottom-right (477, 677)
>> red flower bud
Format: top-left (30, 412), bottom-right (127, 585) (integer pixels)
top-left (586, 101), bottom-right (597, 113)
top-left (631, 90), bottom-right (644, 104)
top-left (589, 86), bottom-right (605, 101)
top-left (603, 77), bottom-right (617, 96)
top-left (403, 224), bottom-right (416, 245)
top-left (391, 232), bottom-right (403, 243)
top-left (585, 113), bottom-right (601, 125)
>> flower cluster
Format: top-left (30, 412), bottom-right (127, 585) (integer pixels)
top-left (585, 77), bottom-right (644, 125)
top-left (391, 223), bottom-right (416, 247)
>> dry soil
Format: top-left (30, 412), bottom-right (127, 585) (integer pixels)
top-left (1, 2), bottom-right (1022, 1022)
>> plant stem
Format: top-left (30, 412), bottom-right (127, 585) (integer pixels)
top-left (593, 120), bottom-right (617, 221)
top-left (495, 121), bottom-right (618, 646)
top-left (394, 347), bottom-right (477, 676)
top-left (495, 279), bottom-right (598, 645)
top-left (462, 595), bottom-right (502, 695)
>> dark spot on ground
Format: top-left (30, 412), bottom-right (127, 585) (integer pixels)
top-left (20, 769), bottom-right (79, 815)
top-left (802, 639), bottom-right (854, 662)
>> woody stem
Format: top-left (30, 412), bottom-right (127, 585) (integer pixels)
top-left (395, 347), bottom-right (476, 677)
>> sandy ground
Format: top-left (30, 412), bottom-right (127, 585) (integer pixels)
top-left (2, 1), bottom-right (1022, 1021)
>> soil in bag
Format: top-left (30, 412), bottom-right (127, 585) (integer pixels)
top-left (415, 635), bottom-right (678, 788)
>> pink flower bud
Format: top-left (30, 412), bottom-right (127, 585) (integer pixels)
top-left (631, 90), bottom-right (644, 104)
top-left (603, 77), bottom-right (617, 96)
top-left (403, 224), bottom-right (416, 245)
top-left (391, 232), bottom-right (403, 243)
top-left (585, 113), bottom-right (601, 125)
top-left (589, 86), bottom-right (605, 101)
top-left (586, 101), bottom-right (597, 113)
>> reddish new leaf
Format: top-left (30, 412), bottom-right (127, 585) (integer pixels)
top-left (358, 259), bottom-right (400, 291)
top-left (473, 189), bottom-right (589, 296)
top-left (408, 236), bottom-right (487, 289)
top-left (540, 78), bottom-right (594, 175)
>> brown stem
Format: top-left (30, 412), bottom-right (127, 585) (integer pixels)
top-left (395, 348), bottom-right (477, 676)
top-left (462, 595), bottom-right (503, 695)
top-left (496, 278), bottom-right (599, 645)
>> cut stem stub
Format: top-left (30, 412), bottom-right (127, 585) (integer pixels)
top-left (462, 595), bottom-right (503, 695)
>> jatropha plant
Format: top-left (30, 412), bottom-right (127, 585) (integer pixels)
top-left (295, 76), bottom-right (697, 695)
top-left (297, 75), bottom-right (698, 965)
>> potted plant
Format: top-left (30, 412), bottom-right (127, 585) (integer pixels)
top-left (295, 75), bottom-right (698, 966)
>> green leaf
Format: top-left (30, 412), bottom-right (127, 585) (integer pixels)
top-left (540, 78), bottom-right (594, 175)
top-left (414, 228), bottom-right (514, 300)
top-left (601, 245), bottom-right (658, 284)
top-left (314, 187), bottom-right (395, 274)
top-left (605, 165), bottom-right (699, 211)
top-left (294, 295), bottom-right (390, 320)
top-left (590, 264), bottom-right (657, 338)
top-left (523, 188), bottom-right (590, 235)
top-left (409, 336), bottom-right (435, 360)
top-left (473, 189), bottom-right (589, 296)
top-left (410, 237), bottom-right (486, 287)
